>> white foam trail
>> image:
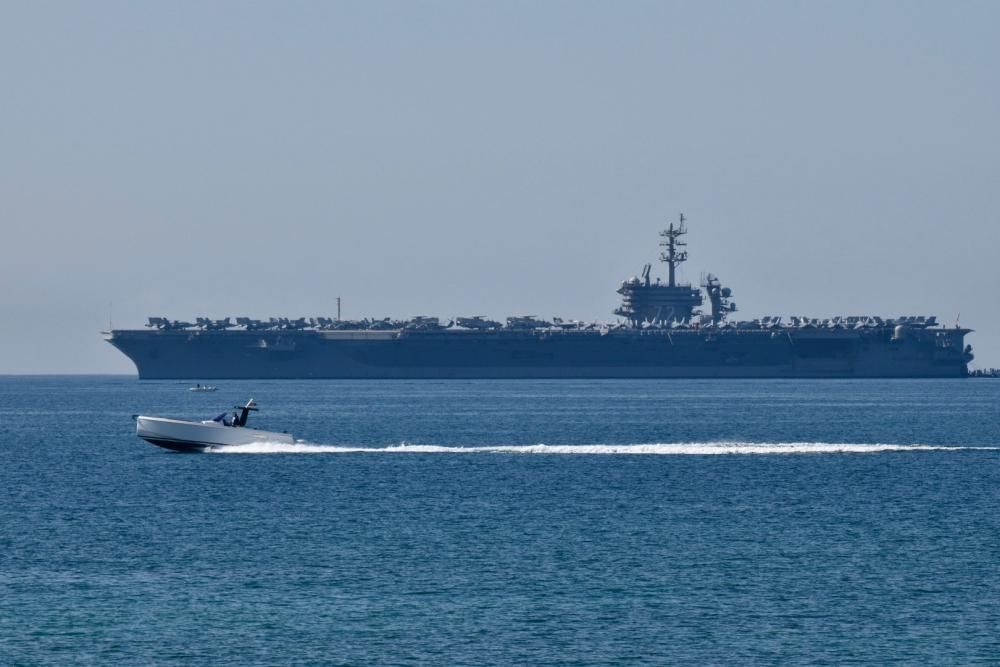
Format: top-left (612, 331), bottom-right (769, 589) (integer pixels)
top-left (209, 441), bottom-right (1000, 455)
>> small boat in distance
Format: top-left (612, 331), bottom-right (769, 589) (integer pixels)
top-left (135, 398), bottom-right (294, 452)
top-left (189, 383), bottom-right (218, 392)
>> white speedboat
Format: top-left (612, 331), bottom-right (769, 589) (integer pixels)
top-left (136, 398), bottom-right (293, 452)
top-left (189, 384), bottom-right (218, 392)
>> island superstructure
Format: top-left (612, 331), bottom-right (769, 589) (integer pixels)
top-left (105, 217), bottom-right (974, 378)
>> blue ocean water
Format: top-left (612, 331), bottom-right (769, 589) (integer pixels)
top-left (1, 376), bottom-right (999, 665)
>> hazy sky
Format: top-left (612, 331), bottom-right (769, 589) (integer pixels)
top-left (1, 1), bottom-right (997, 373)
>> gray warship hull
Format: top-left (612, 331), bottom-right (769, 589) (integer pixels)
top-left (105, 326), bottom-right (971, 379)
top-left (104, 217), bottom-right (975, 378)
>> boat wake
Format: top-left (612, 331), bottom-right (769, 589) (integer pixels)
top-left (208, 441), bottom-right (1000, 455)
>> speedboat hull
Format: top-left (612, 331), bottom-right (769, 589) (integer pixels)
top-left (136, 416), bottom-right (294, 452)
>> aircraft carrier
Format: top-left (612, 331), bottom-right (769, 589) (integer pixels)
top-left (104, 217), bottom-right (974, 379)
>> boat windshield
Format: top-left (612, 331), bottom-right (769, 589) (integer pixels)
top-left (211, 412), bottom-right (228, 423)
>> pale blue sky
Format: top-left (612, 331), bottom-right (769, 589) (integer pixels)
top-left (1, 1), bottom-right (997, 373)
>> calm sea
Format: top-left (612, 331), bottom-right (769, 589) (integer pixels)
top-left (2, 376), bottom-right (998, 665)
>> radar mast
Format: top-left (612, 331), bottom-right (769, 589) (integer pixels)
top-left (659, 213), bottom-right (688, 288)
